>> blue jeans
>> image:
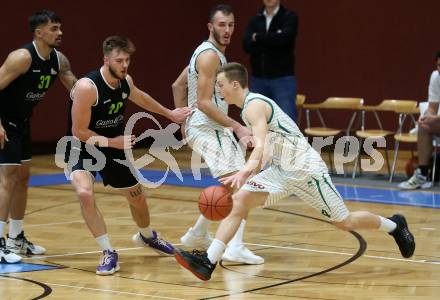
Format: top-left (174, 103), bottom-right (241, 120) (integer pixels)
top-left (250, 75), bottom-right (297, 121)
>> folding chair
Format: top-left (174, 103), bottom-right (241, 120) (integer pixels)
top-left (352, 99), bottom-right (418, 178)
top-left (390, 102), bottom-right (439, 184)
top-left (303, 97), bottom-right (363, 172)
top-left (296, 94), bottom-right (306, 127)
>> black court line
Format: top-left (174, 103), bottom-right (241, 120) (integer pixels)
top-left (201, 208), bottom-right (367, 299)
top-left (25, 200), bottom-right (77, 216)
top-left (40, 260), bottom-right (233, 295)
top-left (22, 186), bottom-right (424, 298)
top-left (0, 274), bottom-right (52, 299)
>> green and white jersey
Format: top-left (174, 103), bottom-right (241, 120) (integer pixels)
top-left (187, 41), bottom-right (228, 129)
top-left (241, 92), bottom-right (327, 173)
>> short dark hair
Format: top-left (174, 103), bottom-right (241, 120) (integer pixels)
top-left (436, 51), bottom-right (440, 60)
top-left (29, 10), bottom-right (61, 33)
top-left (208, 4), bottom-right (233, 23)
top-left (102, 36), bottom-right (136, 56)
top-left (218, 62), bottom-right (248, 88)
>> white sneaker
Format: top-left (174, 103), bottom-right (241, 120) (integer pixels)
top-left (180, 227), bottom-right (213, 249)
top-left (0, 237), bottom-right (22, 263)
top-left (6, 231), bottom-right (46, 255)
top-left (222, 244), bottom-right (264, 265)
top-left (398, 168), bottom-right (432, 190)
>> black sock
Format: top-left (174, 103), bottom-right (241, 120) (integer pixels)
top-left (419, 165), bottom-right (429, 177)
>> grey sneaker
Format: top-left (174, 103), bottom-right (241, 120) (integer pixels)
top-left (0, 237), bottom-right (22, 264)
top-left (398, 168), bottom-right (432, 190)
top-left (180, 227), bottom-right (213, 249)
top-left (6, 231), bottom-right (46, 255)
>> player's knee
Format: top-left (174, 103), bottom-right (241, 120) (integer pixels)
top-left (76, 188), bottom-right (94, 208)
top-left (17, 170), bottom-right (30, 184)
top-left (128, 193), bottom-right (146, 208)
top-left (0, 167), bottom-right (21, 187)
top-left (333, 217), bottom-right (354, 231)
top-left (231, 195), bottom-right (249, 217)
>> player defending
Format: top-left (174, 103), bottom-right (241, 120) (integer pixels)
top-left (0, 10), bottom-right (77, 263)
top-left (66, 36), bottom-right (190, 275)
top-left (172, 4), bottom-right (263, 264)
top-left (174, 62), bottom-right (416, 281)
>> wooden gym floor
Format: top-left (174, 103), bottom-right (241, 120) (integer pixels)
top-left (1, 147), bottom-right (439, 299)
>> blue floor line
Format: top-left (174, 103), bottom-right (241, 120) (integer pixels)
top-left (29, 170), bottom-right (440, 209)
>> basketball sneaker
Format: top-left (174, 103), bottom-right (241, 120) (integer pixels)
top-left (132, 230), bottom-right (174, 256)
top-left (6, 231), bottom-right (46, 255)
top-left (0, 237), bottom-right (22, 263)
top-left (174, 248), bottom-right (216, 281)
top-left (388, 214), bottom-right (415, 258)
top-left (180, 227), bottom-right (213, 249)
top-left (96, 249), bottom-right (120, 275)
top-left (398, 168), bottom-right (431, 190)
top-left (222, 244), bottom-right (264, 265)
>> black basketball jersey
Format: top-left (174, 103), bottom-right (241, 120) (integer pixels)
top-left (67, 69), bottom-right (130, 138)
top-left (0, 42), bottom-right (59, 121)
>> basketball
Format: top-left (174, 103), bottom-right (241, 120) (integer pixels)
top-left (198, 186), bottom-right (233, 221)
top-left (405, 156), bottom-right (418, 178)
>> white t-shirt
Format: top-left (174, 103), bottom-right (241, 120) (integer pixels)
top-left (264, 5), bottom-right (280, 31)
top-left (428, 70), bottom-right (440, 103)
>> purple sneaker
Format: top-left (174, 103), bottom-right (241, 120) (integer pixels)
top-left (96, 250), bottom-right (120, 275)
top-left (132, 230), bottom-right (174, 256)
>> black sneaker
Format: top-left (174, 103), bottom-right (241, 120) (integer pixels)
top-left (174, 248), bottom-right (216, 281)
top-left (388, 214), bottom-right (415, 258)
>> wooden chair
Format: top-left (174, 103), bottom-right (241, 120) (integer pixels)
top-left (303, 97), bottom-right (364, 172)
top-left (389, 105), bottom-right (419, 182)
top-left (296, 94), bottom-right (306, 127)
top-left (390, 102), bottom-right (439, 184)
top-left (352, 99), bottom-right (418, 178)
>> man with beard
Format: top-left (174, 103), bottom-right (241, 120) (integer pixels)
top-left (65, 36), bottom-right (191, 275)
top-left (0, 10), bottom-right (77, 263)
top-left (172, 4), bottom-right (264, 264)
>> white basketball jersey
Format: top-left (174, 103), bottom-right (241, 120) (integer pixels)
top-left (242, 92), bottom-right (328, 173)
top-left (187, 41), bottom-right (228, 129)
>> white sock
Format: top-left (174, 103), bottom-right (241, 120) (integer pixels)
top-left (207, 239), bottom-right (226, 264)
top-left (379, 216), bottom-right (397, 232)
top-left (95, 234), bottom-right (113, 251)
top-left (192, 215), bottom-right (210, 235)
top-left (139, 226), bottom-right (154, 238)
top-left (0, 221), bottom-right (6, 238)
top-left (228, 219), bottom-right (246, 247)
top-left (9, 219), bottom-right (23, 238)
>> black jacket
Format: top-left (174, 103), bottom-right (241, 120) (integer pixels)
top-left (243, 5), bottom-right (298, 79)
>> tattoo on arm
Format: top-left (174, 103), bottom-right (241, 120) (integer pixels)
top-left (58, 52), bottom-right (77, 90)
top-left (129, 186), bottom-right (143, 198)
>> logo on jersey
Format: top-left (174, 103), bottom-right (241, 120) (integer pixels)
top-left (122, 92), bottom-right (128, 99)
top-left (32, 69), bottom-right (41, 73)
top-left (246, 180), bottom-right (265, 189)
top-left (321, 209), bottom-right (331, 218)
top-left (51, 68), bottom-right (57, 75)
top-left (103, 99), bottom-right (111, 104)
top-left (25, 91), bottom-right (46, 101)
top-left (95, 115), bottom-right (124, 128)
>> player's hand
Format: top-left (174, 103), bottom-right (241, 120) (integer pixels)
top-left (0, 123), bottom-right (9, 150)
top-left (418, 115), bottom-right (440, 131)
top-left (109, 135), bottom-right (136, 149)
top-left (219, 170), bottom-right (249, 190)
top-left (234, 125), bottom-right (254, 149)
top-left (168, 107), bottom-right (192, 124)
